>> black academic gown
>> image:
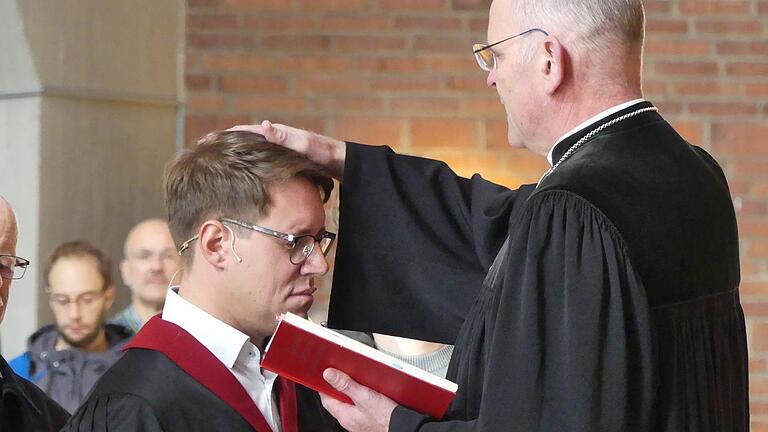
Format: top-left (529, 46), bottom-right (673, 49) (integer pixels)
top-left (0, 353), bottom-right (69, 431)
top-left (328, 101), bottom-right (749, 431)
top-left (62, 316), bottom-right (342, 432)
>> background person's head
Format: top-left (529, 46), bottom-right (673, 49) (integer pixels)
top-left (120, 219), bottom-right (179, 313)
top-left (0, 197), bottom-right (20, 324)
top-left (45, 241), bottom-right (115, 351)
top-left (484, 0), bottom-right (645, 153)
top-left (164, 130), bottom-right (334, 344)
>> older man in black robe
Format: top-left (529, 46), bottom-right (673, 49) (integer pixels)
top-left (235, 0), bottom-right (749, 430)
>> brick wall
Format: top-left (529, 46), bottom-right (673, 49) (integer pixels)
top-left (185, 0), bottom-right (768, 425)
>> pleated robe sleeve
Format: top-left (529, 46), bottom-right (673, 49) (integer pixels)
top-left (61, 394), bottom-right (164, 432)
top-left (328, 143), bottom-right (537, 344)
top-left (391, 190), bottom-right (656, 431)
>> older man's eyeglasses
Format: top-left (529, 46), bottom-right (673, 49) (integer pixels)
top-left (220, 218), bottom-right (336, 265)
top-left (472, 28), bottom-right (549, 72)
top-left (0, 254), bottom-right (30, 280)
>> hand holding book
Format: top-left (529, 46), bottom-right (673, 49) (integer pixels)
top-left (319, 368), bottom-right (396, 432)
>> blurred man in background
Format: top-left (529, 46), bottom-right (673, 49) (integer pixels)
top-left (10, 241), bottom-right (131, 413)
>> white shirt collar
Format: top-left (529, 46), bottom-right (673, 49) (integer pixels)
top-left (161, 287), bottom-right (255, 369)
top-left (546, 98), bottom-right (646, 166)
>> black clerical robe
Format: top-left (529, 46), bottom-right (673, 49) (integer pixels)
top-left (328, 101), bottom-right (748, 431)
top-left (0, 353), bottom-right (69, 431)
top-left (63, 316), bottom-right (341, 432)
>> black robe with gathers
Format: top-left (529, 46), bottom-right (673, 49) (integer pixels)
top-left (327, 101), bottom-right (748, 431)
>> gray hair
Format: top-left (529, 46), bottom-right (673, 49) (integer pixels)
top-left (512, 0), bottom-right (645, 56)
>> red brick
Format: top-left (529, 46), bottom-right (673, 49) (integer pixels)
top-left (263, 35), bottom-right (331, 51)
top-left (218, 0), bottom-right (292, 10)
top-left (186, 74), bottom-right (213, 91)
top-left (742, 260), bottom-right (763, 278)
top-left (645, 18), bottom-right (689, 33)
top-left (642, 79), bottom-right (668, 97)
top-left (690, 102), bottom-right (758, 116)
top-left (679, 1), bottom-right (750, 15)
top-left (298, 0), bottom-right (370, 10)
top-left (235, 96), bottom-right (308, 112)
top-left (740, 220), bottom-right (768, 237)
top-left (753, 180), bottom-right (768, 198)
top-left (751, 357), bottom-right (768, 374)
top-left (185, 114), bottom-right (251, 145)
top-left (486, 119), bottom-right (508, 149)
top-left (670, 119), bottom-right (704, 144)
top-left (448, 77), bottom-right (489, 91)
top-left (643, 1), bottom-right (672, 14)
top-left (395, 16), bottom-right (462, 31)
top-left (727, 62), bottom-right (768, 77)
top-left (320, 16), bottom-right (390, 31)
top-left (279, 57), bottom-right (351, 72)
top-left (716, 41), bottom-right (768, 56)
top-left (314, 97), bottom-right (386, 113)
top-left (451, 0), bottom-right (490, 10)
top-left (462, 97), bottom-right (503, 115)
top-left (294, 77), bottom-right (367, 93)
top-left (188, 13), bottom-right (239, 30)
top-left (754, 420), bottom-right (768, 432)
top-left (744, 302), bottom-right (768, 316)
top-left (737, 199), bottom-right (768, 217)
top-left (653, 61), bottom-right (719, 76)
top-left (751, 322), bottom-right (768, 353)
top-left (469, 17), bottom-right (488, 33)
top-left (356, 57), bottom-right (426, 73)
top-left (696, 19), bottom-right (763, 34)
top-left (219, 76), bottom-right (287, 93)
top-left (672, 81), bottom-right (741, 97)
top-left (654, 101), bottom-right (683, 115)
top-left (333, 117), bottom-right (406, 146)
top-left (201, 53), bottom-right (273, 71)
top-left (267, 116), bottom-right (326, 134)
top-left (243, 16), bottom-right (317, 32)
top-left (335, 36), bottom-right (406, 51)
top-left (732, 160), bottom-right (768, 177)
top-left (761, 1), bottom-right (768, 14)
top-left (371, 77), bottom-right (440, 92)
top-left (379, 0), bottom-right (444, 11)
top-left (410, 118), bottom-right (476, 149)
top-left (414, 35), bottom-right (475, 52)
top-left (427, 55), bottom-right (480, 72)
top-left (712, 123), bottom-right (768, 154)
top-left (751, 240), bottom-right (768, 257)
top-left (390, 97), bottom-right (460, 115)
top-left (187, 33), bottom-right (252, 50)
top-left (644, 40), bottom-right (711, 56)
top-left (743, 281), bottom-right (768, 297)
top-left (746, 84), bottom-right (768, 97)
top-left (186, 93), bottom-right (226, 112)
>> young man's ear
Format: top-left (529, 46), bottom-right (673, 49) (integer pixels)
top-left (541, 36), bottom-right (566, 95)
top-left (198, 221), bottom-right (230, 269)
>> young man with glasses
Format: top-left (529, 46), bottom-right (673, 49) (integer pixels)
top-left (9, 241), bottom-right (132, 413)
top-left (63, 131), bottom-right (342, 431)
top-left (233, 0), bottom-right (747, 430)
top-left (0, 196), bottom-right (69, 431)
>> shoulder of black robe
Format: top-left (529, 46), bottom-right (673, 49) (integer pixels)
top-left (63, 348), bottom-right (256, 431)
top-left (391, 190), bottom-right (656, 431)
top-left (0, 354), bottom-right (69, 432)
top-left (328, 143), bottom-right (537, 344)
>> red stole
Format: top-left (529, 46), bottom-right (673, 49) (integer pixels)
top-left (125, 316), bottom-right (298, 432)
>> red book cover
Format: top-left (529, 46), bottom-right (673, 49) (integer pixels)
top-left (261, 313), bottom-right (458, 420)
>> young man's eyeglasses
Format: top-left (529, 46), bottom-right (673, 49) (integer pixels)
top-left (178, 218), bottom-right (337, 266)
top-left (472, 28), bottom-right (549, 72)
top-left (0, 254), bottom-right (30, 280)
top-left (221, 218), bottom-right (336, 265)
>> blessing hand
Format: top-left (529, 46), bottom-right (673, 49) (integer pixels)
top-left (229, 120), bottom-right (346, 179)
top-left (320, 368), bottom-right (397, 432)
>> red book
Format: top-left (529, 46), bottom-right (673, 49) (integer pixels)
top-left (261, 313), bottom-right (458, 420)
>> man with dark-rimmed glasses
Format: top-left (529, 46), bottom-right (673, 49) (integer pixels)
top-left (64, 131), bottom-right (342, 432)
top-left (0, 195), bottom-right (69, 431)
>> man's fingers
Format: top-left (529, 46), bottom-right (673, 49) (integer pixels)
top-left (227, 124), bottom-right (263, 134)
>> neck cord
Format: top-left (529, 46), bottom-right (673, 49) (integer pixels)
top-left (539, 106), bottom-right (659, 183)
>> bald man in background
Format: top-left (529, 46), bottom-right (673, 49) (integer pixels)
top-left (0, 196), bottom-right (69, 430)
top-left (111, 219), bottom-right (180, 333)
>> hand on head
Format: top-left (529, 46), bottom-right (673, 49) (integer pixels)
top-left (229, 120), bottom-right (347, 180)
top-left (320, 368), bottom-right (396, 432)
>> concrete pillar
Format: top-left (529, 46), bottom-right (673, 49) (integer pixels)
top-left (0, 0), bottom-right (182, 357)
